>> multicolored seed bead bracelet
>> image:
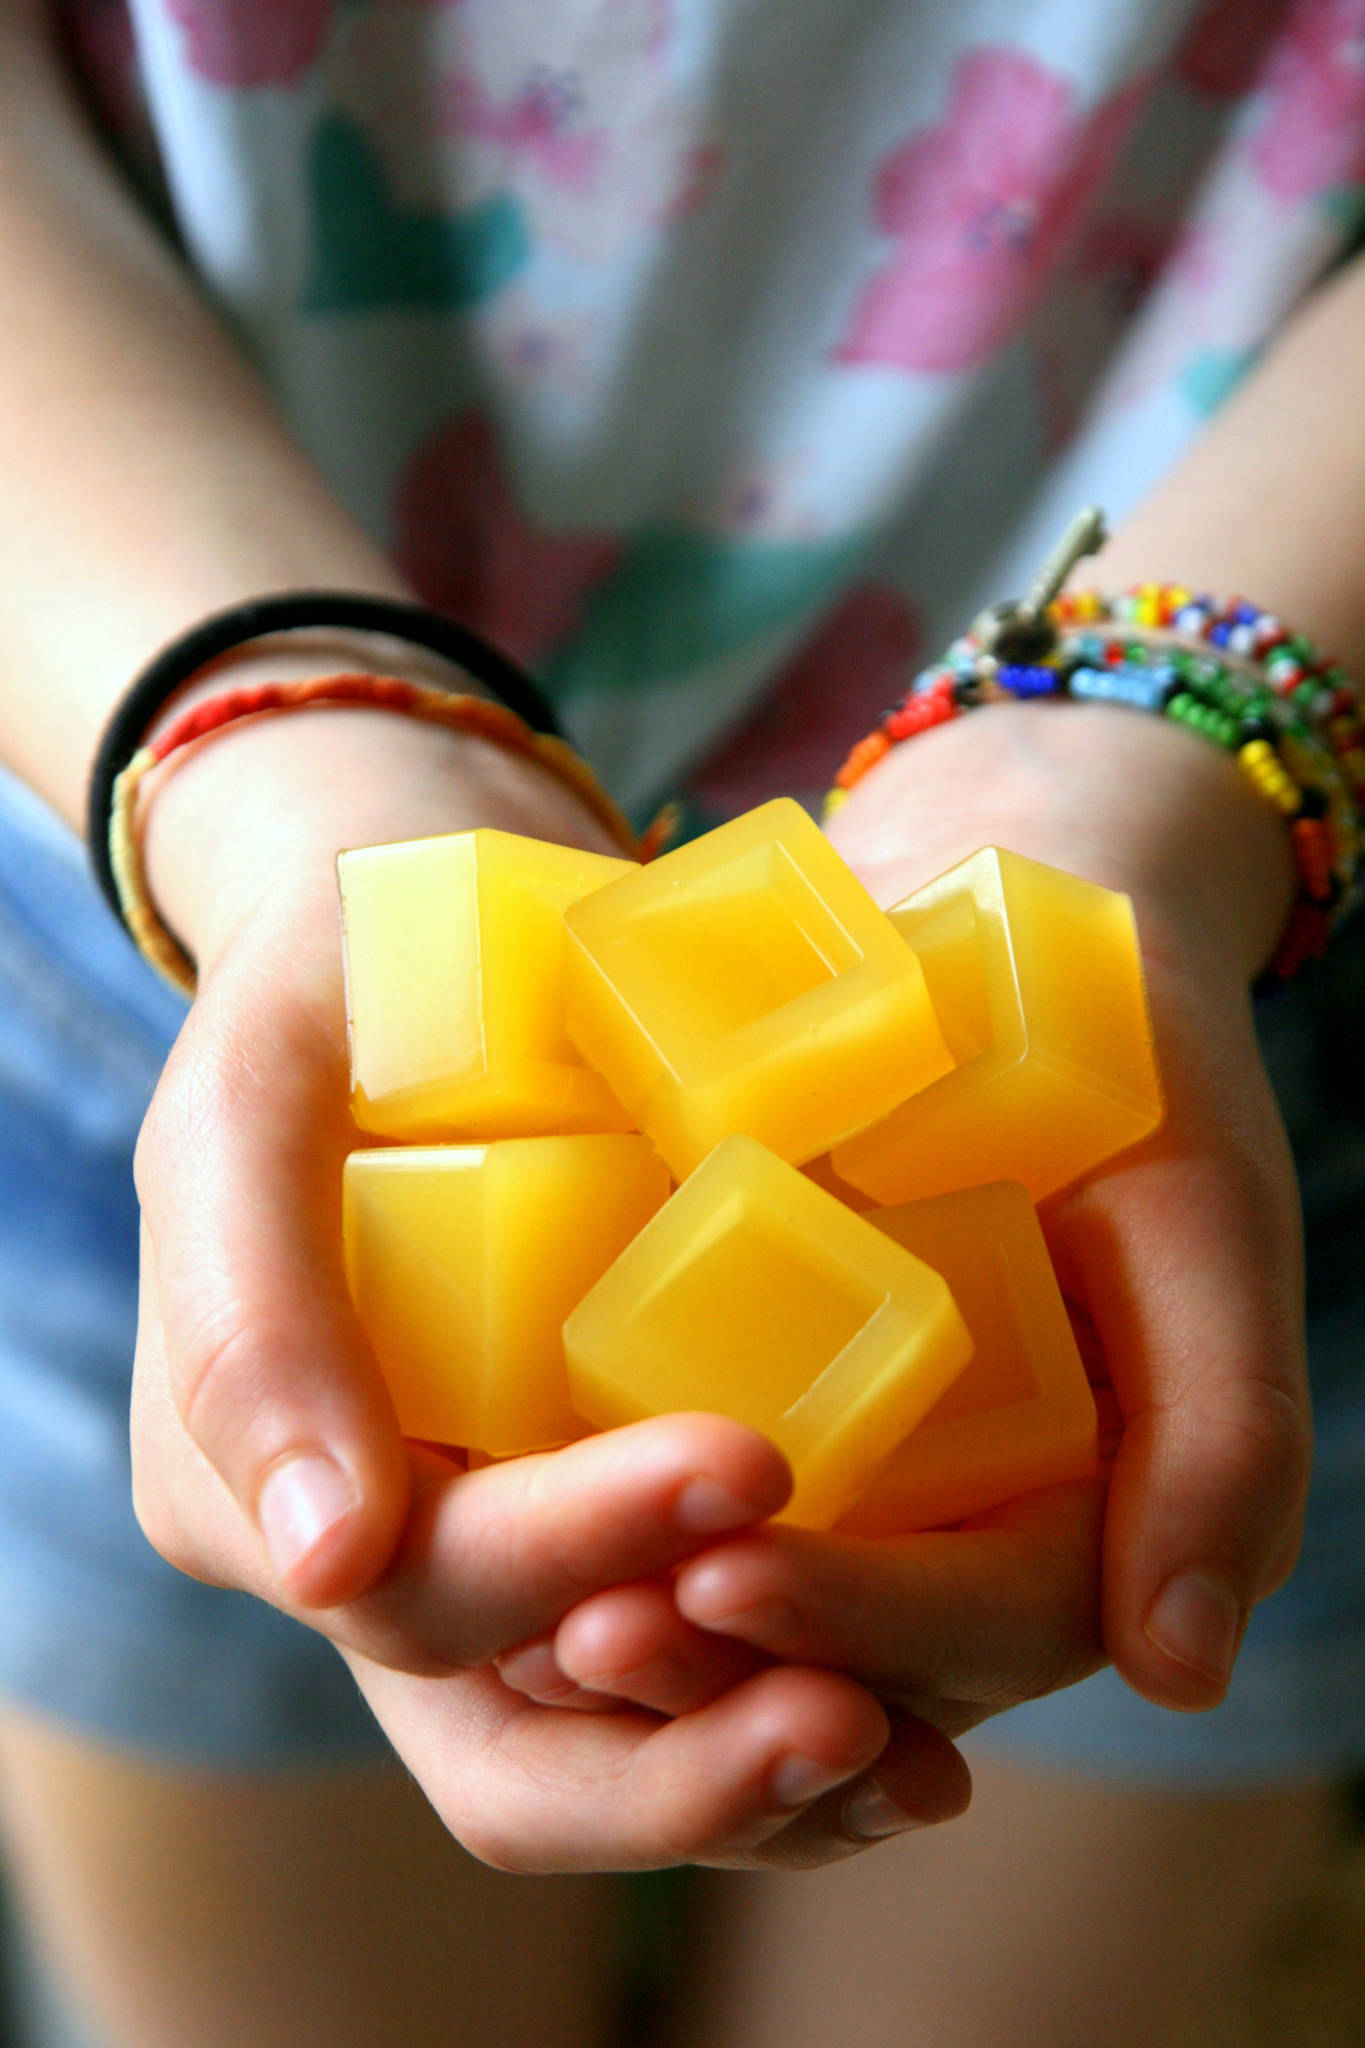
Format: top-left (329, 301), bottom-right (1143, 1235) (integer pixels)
top-left (1054, 583), bottom-right (1365, 818)
top-left (825, 550), bottom-right (1364, 984)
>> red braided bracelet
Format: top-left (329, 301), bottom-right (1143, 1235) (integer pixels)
top-left (110, 672), bottom-right (666, 996)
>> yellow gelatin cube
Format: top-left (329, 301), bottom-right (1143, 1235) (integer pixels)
top-left (802, 1152), bottom-right (876, 1210)
top-left (832, 847), bottom-right (1162, 1205)
top-left (563, 799), bottom-right (952, 1179)
top-left (339, 830), bottom-right (636, 1141)
top-left (563, 1134), bottom-right (973, 1528)
top-left (344, 1135), bottom-right (670, 1455)
top-left (839, 1181), bottom-right (1098, 1536)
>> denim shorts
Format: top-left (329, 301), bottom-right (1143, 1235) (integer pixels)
top-left (0, 767), bottom-right (383, 1767)
top-left (0, 764), bottom-right (1361, 1781)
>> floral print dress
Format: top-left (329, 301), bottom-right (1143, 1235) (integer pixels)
top-left (56, 0), bottom-right (1365, 816)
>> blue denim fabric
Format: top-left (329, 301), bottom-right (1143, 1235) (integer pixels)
top-left (0, 767), bottom-right (383, 1766)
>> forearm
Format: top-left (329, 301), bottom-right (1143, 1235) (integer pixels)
top-left (0, 18), bottom-right (613, 970)
top-left (1093, 250), bottom-right (1365, 669)
top-left (836, 253), bottom-right (1365, 978)
top-left (0, 13), bottom-right (407, 826)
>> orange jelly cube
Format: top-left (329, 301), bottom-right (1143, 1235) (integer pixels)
top-left (802, 1152), bottom-right (876, 1209)
top-left (563, 1135), bottom-right (973, 1528)
top-left (344, 1135), bottom-right (670, 1454)
top-left (838, 1181), bottom-right (1098, 1536)
top-left (339, 831), bottom-right (635, 1141)
top-left (833, 847), bottom-right (1162, 1205)
top-left (562, 799), bottom-right (952, 1179)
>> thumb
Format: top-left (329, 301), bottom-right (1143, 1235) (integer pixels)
top-left (1051, 995), bottom-right (1311, 1712)
top-left (133, 939), bottom-right (409, 1609)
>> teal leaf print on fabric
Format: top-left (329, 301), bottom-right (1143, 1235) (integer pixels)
top-left (304, 113), bottom-right (530, 311)
top-left (1321, 184), bottom-right (1365, 238)
top-left (544, 530), bottom-right (866, 695)
top-left (1180, 346), bottom-right (1258, 417)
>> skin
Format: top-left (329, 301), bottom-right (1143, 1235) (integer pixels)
top-left (0, 0), bottom-right (1360, 2036)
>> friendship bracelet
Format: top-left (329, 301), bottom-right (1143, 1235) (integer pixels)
top-left (87, 591), bottom-right (563, 931)
top-left (110, 673), bottom-right (662, 997)
top-left (824, 510), bottom-right (1365, 984)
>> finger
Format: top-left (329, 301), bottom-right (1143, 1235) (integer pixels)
top-left (136, 1289), bottom-right (791, 1675)
top-left (674, 1476), bottom-right (1108, 1737)
top-left (770, 1711), bottom-right (973, 1864)
top-left (1050, 975), bottom-right (1312, 1711)
top-left (552, 1581), bottom-right (771, 1714)
top-left (492, 1635), bottom-right (622, 1713)
top-left (131, 1221), bottom-right (247, 1592)
top-left (352, 1657), bottom-right (904, 1874)
top-left (351, 1413), bottom-right (792, 1671)
top-left (134, 927), bottom-right (411, 1609)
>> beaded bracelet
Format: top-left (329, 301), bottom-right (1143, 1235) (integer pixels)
top-left (110, 673), bottom-right (662, 996)
top-left (1054, 582), bottom-right (1365, 823)
top-left (824, 510), bottom-right (1365, 984)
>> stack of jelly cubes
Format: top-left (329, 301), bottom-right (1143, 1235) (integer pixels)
top-left (340, 799), bottom-right (1162, 1530)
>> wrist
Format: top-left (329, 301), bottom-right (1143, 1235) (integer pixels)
top-left (825, 702), bottom-right (1296, 991)
top-left (142, 695), bottom-right (621, 978)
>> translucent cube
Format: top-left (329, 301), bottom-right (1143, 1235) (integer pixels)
top-left (833, 847), bottom-right (1162, 1204)
top-left (839, 1181), bottom-right (1098, 1535)
top-left (339, 830), bottom-right (636, 1142)
top-left (802, 1152), bottom-right (876, 1209)
top-left (563, 799), bottom-right (952, 1179)
top-left (344, 1135), bottom-right (670, 1454)
top-left (563, 1134), bottom-right (973, 1528)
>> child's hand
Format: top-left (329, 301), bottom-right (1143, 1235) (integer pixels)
top-left (506, 700), bottom-right (1312, 1737)
top-left (125, 705), bottom-right (970, 1868)
top-left (826, 699), bottom-right (1312, 1715)
top-left (339, 1440), bottom-right (971, 1871)
top-left (516, 1472), bottom-right (1105, 1756)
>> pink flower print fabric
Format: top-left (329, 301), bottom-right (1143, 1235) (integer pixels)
top-left (1178, 0), bottom-right (1365, 198)
top-left (163, 0), bottom-right (335, 87)
top-left (392, 411), bottom-right (621, 669)
top-left (836, 49), bottom-right (1151, 374)
top-left (435, 0), bottom-right (712, 262)
top-left (1253, 0), bottom-right (1365, 197)
top-left (321, 0), bottom-right (711, 267)
top-left (1177, 0), bottom-right (1293, 98)
top-left (50, 0), bottom-right (1365, 812)
top-left (445, 67), bottom-right (611, 195)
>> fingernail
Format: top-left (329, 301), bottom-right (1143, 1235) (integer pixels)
top-left (843, 1781), bottom-right (921, 1840)
top-left (258, 1454), bottom-right (355, 1580)
top-left (675, 1477), bottom-right (764, 1535)
top-left (1145, 1570), bottom-right (1243, 1688)
top-left (771, 1755), bottom-right (859, 1810)
top-left (495, 1642), bottom-right (577, 1700)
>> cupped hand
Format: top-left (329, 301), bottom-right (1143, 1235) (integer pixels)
top-left (506, 701), bottom-right (1312, 1735)
top-left (126, 702), bottom-right (971, 1868)
top-left (830, 701), bottom-right (1312, 1714)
